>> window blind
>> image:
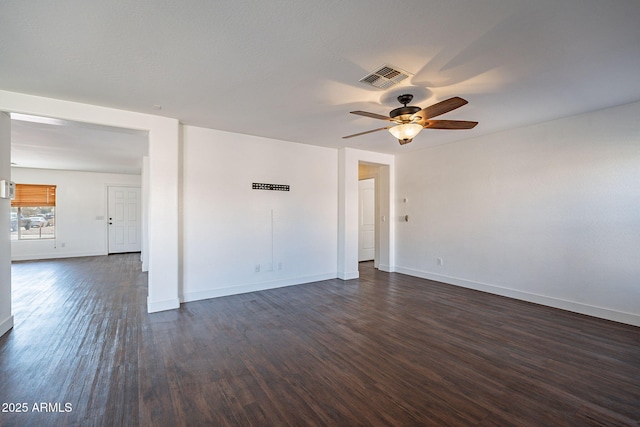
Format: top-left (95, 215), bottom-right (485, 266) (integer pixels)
top-left (11, 184), bottom-right (57, 207)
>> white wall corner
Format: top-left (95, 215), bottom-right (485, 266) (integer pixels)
top-left (337, 271), bottom-right (359, 280)
top-left (378, 264), bottom-right (394, 273)
top-left (147, 297), bottom-right (181, 313)
top-left (337, 148), bottom-right (348, 276)
top-left (147, 116), bottom-right (181, 312)
top-left (141, 156), bottom-right (150, 273)
top-left (0, 315), bottom-right (13, 337)
top-left (0, 111), bottom-right (12, 337)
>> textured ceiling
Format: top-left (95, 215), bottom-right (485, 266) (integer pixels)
top-left (1, 0), bottom-right (640, 173)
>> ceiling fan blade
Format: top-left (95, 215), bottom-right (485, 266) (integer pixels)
top-left (412, 97), bottom-right (469, 122)
top-left (424, 120), bottom-right (478, 130)
top-left (342, 126), bottom-right (391, 139)
top-left (350, 111), bottom-right (395, 121)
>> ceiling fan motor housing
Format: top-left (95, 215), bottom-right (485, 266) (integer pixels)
top-left (390, 105), bottom-right (421, 120)
top-left (390, 94), bottom-right (421, 121)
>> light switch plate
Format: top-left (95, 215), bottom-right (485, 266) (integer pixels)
top-left (0, 180), bottom-right (15, 199)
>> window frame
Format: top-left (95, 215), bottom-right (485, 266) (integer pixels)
top-left (10, 184), bottom-right (57, 241)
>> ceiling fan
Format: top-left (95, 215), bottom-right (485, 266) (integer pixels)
top-left (343, 94), bottom-right (478, 145)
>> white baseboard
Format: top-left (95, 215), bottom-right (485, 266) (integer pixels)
top-left (378, 264), bottom-right (394, 272)
top-left (182, 272), bottom-right (337, 303)
top-left (0, 315), bottom-right (14, 337)
top-left (395, 266), bottom-right (640, 327)
top-left (337, 271), bottom-right (359, 280)
top-left (11, 250), bottom-right (106, 262)
top-left (147, 297), bottom-right (180, 313)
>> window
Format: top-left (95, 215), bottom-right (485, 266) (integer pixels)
top-left (10, 184), bottom-right (56, 240)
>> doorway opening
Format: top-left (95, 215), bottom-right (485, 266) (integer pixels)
top-left (358, 178), bottom-right (375, 263)
top-left (9, 114), bottom-right (148, 261)
top-left (358, 161), bottom-right (386, 272)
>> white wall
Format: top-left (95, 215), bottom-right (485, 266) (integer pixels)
top-left (395, 101), bottom-right (640, 326)
top-left (181, 126), bottom-right (338, 301)
top-left (141, 156), bottom-right (150, 271)
top-left (146, 116), bottom-right (180, 312)
top-left (0, 113), bottom-right (13, 337)
top-left (10, 168), bottom-right (140, 260)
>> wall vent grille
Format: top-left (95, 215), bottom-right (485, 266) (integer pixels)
top-left (359, 64), bottom-right (412, 89)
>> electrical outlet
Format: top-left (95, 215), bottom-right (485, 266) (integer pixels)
top-left (437, 258), bottom-right (443, 266)
top-left (255, 264), bottom-right (260, 272)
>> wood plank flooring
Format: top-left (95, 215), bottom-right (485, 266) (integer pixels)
top-left (1, 254), bottom-right (639, 426)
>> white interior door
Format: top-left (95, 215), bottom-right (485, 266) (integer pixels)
top-left (358, 178), bottom-right (375, 262)
top-left (108, 186), bottom-right (141, 254)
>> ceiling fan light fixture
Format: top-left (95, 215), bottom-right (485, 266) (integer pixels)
top-left (343, 96), bottom-right (476, 142)
top-left (389, 123), bottom-right (423, 142)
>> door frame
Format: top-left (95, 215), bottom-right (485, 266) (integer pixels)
top-left (338, 148), bottom-right (394, 280)
top-left (1, 92), bottom-right (180, 314)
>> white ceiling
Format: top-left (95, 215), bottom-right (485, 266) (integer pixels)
top-left (10, 116), bottom-right (148, 175)
top-left (1, 0), bottom-right (640, 173)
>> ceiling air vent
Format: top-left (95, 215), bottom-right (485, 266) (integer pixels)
top-left (359, 64), bottom-right (412, 90)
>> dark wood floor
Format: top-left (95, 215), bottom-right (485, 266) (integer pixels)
top-left (1, 255), bottom-right (639, 426)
